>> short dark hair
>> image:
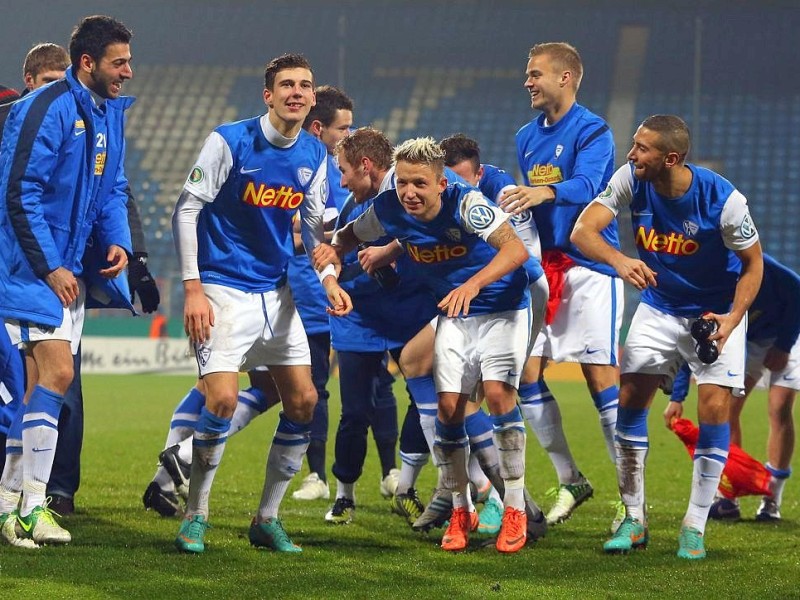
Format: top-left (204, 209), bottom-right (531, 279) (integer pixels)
top-left (303, 85), bottom-right (353, 129)
top-left (23, 43), bottom-right (69, 80)
top-left (264, 53), bottom-right (313, 90)
top-left (69, 15), bottom-right (132, 67)
top-left (440, 133), bottom-right (481, 172)
top-left (640, 114), bottom-right (691, 158)
top-left (336, 127), bottom-right (393, 171)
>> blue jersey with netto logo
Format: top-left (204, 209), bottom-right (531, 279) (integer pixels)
top-left (195, 118), bottom-right (327, 292)
top-left (371, 183), bottom-right (529, 316)
top-left (516, 103), bottom-right (618, 276)
top-left (600, 163), bottom-right (758, 317)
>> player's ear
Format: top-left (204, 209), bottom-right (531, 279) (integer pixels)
top-left (263, 87), bottom-right (273, 109)
top-left (308, 119), bottom-right (323, 137)
top-left (664, 151), bottom-right (681, 168)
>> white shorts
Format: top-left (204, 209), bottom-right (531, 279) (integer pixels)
top-left (621, 303), bottom-right (747, 391)
top-left (746, 338), bottom-right (800, 391)
top-left (195, 283), bottom-right (310, 376)
top-left (5, 280), bottom-right (86, 355)
top-left (434, 308), bottom-right (530, 395)
top-left (531, 266), bottom-right (623, 365)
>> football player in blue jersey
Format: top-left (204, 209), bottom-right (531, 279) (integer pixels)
top-left (0, 16), bottom-right (135, 546)
top-left (322, 127), bottom-right (440, 526)
top-left (572, 114), bottom-right (763, 559)
top-left (666, 253), bottom-right (799, 522)
top-left (143, 86), bottom-right (358, 511)
top-left (499, 42), bottom-right (622, 527)
top-left (319, 137), bottom-right (547, 553)
top-left (171, 54), bottom-right (351, 554)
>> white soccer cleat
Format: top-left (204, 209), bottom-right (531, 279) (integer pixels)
top-left (379, 468), bottom-right (400, 499)
top-left (17, 503), bottom-right (71, 545)
top-left (0, 512), bottom-right (39, 549)
top-left (292, 473), bottom-right (329, 501)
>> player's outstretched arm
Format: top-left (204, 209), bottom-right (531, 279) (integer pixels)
top-left (707, 241), bottom-right (763, 352)
top-left (438, 222), bottom-right (527, 318)
top-left (572, 202), bottom-right (657, 290)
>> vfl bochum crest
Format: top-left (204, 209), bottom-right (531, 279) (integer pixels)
top-left (297, 167), bottom-right (313, 186)
top-left (197, 344), bottom-right (211, 367)
top-left (467, 204), bottom-right (495, 231)
top-left (445, 228), bottom-right (462, 242)
top-left (683, 220), bottom-right (699, 237)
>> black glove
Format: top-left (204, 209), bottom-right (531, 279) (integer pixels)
top-left (128, 252), bottom-right (161, 313)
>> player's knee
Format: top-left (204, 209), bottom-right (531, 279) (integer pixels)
top-left (40, 361), bottom-right (74, 395)
top-left (283, 386), bottom-right (317, 423)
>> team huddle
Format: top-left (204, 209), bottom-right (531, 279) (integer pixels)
top-left (0, 14), bottom-right (795, 562)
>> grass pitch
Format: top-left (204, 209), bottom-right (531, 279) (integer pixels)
top-left (1, 374), bottom-right (797, 599)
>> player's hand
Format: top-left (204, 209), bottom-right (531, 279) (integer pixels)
top-left (663, 400), bottom-right (683, 428)
top-left (438, 281), bottom-right (480, 317)
top-left (611, 256), bottom-right (657, 291)
top-left (45, 266), bottom-right (79, 307)
top-left (358, 243), bottom-right (397, 276)
top-left (183, 280), bottom-right (214, 344)
top-left (127, 252), bottom-right (161, 313)
top-left (763, 346), bottom-right (790, 372)
top-left (99, 244), bottom-right (128, 279)
top-left (322, 275), bottom-right (352, 317)
top-left (312, 243), bottom-right (342, 272)
top-left (498, 185), bottom-right (554, 215)
top-left (705, 311), bottom-right (737, 353)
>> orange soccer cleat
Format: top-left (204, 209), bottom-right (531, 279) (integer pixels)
top-left (496, 506), bottom-right (527, 553)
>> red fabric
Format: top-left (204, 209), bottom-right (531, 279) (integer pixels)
top-left (670, 418), bottom-right (772, 499)
top-left (540, 250), bottom-right (575, 325)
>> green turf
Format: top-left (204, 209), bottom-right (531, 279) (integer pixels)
top-left (2, 375), bottom-right (797, 599)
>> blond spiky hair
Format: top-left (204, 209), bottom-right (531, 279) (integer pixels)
top-left (393, 137), bottom-right (446, 175)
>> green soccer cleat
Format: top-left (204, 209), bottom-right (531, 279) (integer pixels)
top-left (545, 475), bottom-right (594, 525)
top-left (603, 516), bottom-right (648, 554)
top-left (175, 514), bottom-right (209, 553)
top-left (0, 511), bottom-right (39, 549)
top-left (391, 488), bottom-right (425, 526)
top-left (249, 517), bottom-right (302, 552)
top-left (16, 503), bottom-right (71, 545)
top-left (477, 497), bottom-right (503, 535)
top-left (610, 499), bottom-right (626, 534)
top-left (677, 525), bottom-right (706, 560)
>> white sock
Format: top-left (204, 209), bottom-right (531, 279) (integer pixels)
top-left (257, 414), bottom-right (310, 520)
top-left (186, 409), bottom-right (230, 518)
top-left (685, 456), bottom-right (725, 534)
top-left (21, 386), bottom-right (62, 516)
top-left (397, 452), bottom-right (427, 495)
top-left (616, 442), bottom-right (648, 523)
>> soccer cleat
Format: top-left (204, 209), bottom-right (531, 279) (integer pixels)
top-left (159, 444), bottom-right (191, 501)
top-left (0, 511), bottom-right (39, 549)
top-left (292, 473), bottom-right (329, 501)
top-left (610, 499), bottom-right (626, 533)
top-left (677, 525), bottom-right (706, 560)
top-left (16, 502), bottom-right (71, 545)
top-left (249, 517), bottom-right (302, 552)
top-left (391, 488), bottom-right (425, 526)
top-left (477, 497), bottom-right (503, 535)
top-left (175, 514), bottom-right (209, 553)
top-left (324, 497), bottom-right (355, 524)
top-left (603, 516), bottom-right (648, 553)
top-left (379, 468), bottom-right (401, 499)
top-left (47, 494), bottom-right (75, 516)
top-left (708, 496), bottom-right (741, 521)
top-left (472, 481), bottom-right (493, 505)
top-left (441, 507), bottom-right (472, 551)
top-left (544, 475), bottom-right (594, 525)
top-left (412, 489), bottom-right (452, 532)
top-left (756, 497), bottom-right (781, 522)
top-left (523, 488), bottom-right (548, 542)
top-left (496, 507), bottom-right (527, 553)
top-left (143, 481), bottom-right (181, 517)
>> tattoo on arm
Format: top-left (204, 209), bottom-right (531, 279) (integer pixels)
top-left (486, 222), bottom-right (518, 250)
